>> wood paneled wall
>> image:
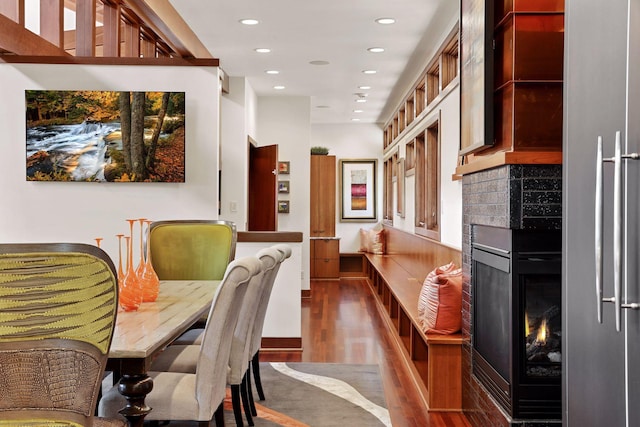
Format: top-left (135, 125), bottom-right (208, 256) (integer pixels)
top-left (382, 225), bottom-right (461, 283)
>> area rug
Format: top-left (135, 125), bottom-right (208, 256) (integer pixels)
top-left (229, 362), bottom-right (391, 427)
top-left (105, 363), bottom-right (390, 426)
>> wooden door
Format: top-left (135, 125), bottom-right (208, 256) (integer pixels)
top-left (248, 143), bottom-right (277, 231)
top-left (310, 155), bottom-right (336, 237)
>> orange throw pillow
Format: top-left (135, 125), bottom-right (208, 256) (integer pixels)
top-left (418, 263), bottom-right (462, 334)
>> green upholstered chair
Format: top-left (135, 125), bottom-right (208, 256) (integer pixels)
top-left (148, 219), bottom-right (237, 282)
top-left (0, 243), bottom-right (124, 427)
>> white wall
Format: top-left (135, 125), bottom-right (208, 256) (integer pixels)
top-left (257, 96), bottom-right (311, 290)
top-left (220, 77), bottom-right (249, 230)
top-left (0, 63), bottom-right (221, 264)
top-left (310, 123), bottom-right (383, 252)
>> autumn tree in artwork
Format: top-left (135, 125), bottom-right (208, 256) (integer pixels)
top-left (118, 91), bottom-right (179, 181)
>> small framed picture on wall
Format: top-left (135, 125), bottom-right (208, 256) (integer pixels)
top-left (278, 180), bottom-right (290, 193)
top-left (278, 200), bottom-right (290, 213)
top-left (278, 161), bottom-right (290, 174)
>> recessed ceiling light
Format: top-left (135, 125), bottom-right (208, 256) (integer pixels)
top-left (376, 17), bottom-right (396, 25)
top-left (309, 60), bottom-right (330, 66)
top-left (254, 48), bottom-right (271, 53)
top-left (265, 70), bottom-right (280, 75)
top-left (368, 47), bottom-right (385, 53)
top-left (358, 85), bottom-right (371, 90)
top-left (362, 70), bottom-right (377, 74)
top-left (356, 99), bottom-right (367, 103)
top-left (354, 92), bottom-right (368, 97)
top-left (353, 109), bottom-right (363, 113)
top-left (273, 85), bottom-right (286, 90)
top-left (239, 19), bottom-right (259, 25)
top-left (351, 118), bottom-right (361, 122)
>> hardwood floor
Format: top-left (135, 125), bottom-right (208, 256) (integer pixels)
top-left (260, 278), bottom-right (471, 427)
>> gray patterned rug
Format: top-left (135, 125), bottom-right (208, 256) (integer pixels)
top-left (149, 362), bottom-right (391, 426)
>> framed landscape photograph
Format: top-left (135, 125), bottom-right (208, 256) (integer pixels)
top-left (25, 90), bottom-right (186, 182)
top-left (339, 159), bottom-right (377, 222)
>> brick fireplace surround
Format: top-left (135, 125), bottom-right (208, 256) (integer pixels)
top-left (461, 164), bottom-right (562, 426)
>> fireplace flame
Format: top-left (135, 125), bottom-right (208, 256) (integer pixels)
top-left (525, 312), bottom-right (530, 336)
top-left (537, 318), bottom-right (548, 345)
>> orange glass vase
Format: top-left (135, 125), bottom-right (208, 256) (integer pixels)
top-left (139, 220), bottom-right (160, 302)
top-left (120, 223), bottom-right (142, 311)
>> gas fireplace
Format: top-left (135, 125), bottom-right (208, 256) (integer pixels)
top-left (472, 225), bottom-right (561, 420)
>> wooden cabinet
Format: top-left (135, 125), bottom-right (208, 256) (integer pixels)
top-left (310, 238), bottom-right (339, 279)
top-left (310, 155), bottom-right (336, 237)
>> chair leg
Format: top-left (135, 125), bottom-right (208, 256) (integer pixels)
top-left (246, 364), bottom-right (257, 416)
top-left (214, 401), bottom-right (225, 427)
top-left (252, 351), bottom-right (265, 401)
top-left (241, 374), bottom-right (254, 426)
top-left (231, 384), bottom-right (244, 427)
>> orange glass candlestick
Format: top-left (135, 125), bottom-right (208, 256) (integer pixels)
top-left (116, 234), bottom-right (125, 296)
top-left (94, 237), bottom-right (103, 248)
top-left (139, 220), bottom-right (160, 302)
top-left (136, 217), bottom-right (147, 277)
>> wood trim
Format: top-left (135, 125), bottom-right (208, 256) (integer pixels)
top-left (237, 231), bottom-right (303, 243)
top-left (0, 54), bottom-right (219, 66)
top-left (301, 289), bottom-right (311, 299)
top-left (0, 13), bottom-right (68, 56)
top-left (455, 150), bottom-right (563, 176)
top-left (75, 0), bottom-right (96, 57)
top-left (124, 0), bottom-right (202, 58)
top-left (40, 0), bottom-right (64, 48)
top-left (260, 337), bottom-right (303, 351)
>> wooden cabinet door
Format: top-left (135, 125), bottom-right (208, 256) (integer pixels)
top-left (310, 155), bottom-right (336, 237)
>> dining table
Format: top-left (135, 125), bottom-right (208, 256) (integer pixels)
top-left (106, 280), bottom-right (220, 427)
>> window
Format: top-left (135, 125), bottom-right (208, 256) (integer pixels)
top-left (383, 157), bottom-right (394, 224)
top-left (415, 113), bottom-right (440, 240)
top-left (426, 62), bottom-right (440, 105)
top-left (441, 37), bottom-right (459, 90)
top-left (415, 80), bottom-right (426, 117)
top-left (406, 139), bottom-right (416, 172)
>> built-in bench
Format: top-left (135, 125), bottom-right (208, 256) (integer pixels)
top-left (363, 225), bottom-right (464, 412)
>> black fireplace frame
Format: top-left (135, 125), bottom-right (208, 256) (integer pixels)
top-left (471, 225), bottom-right (562, 420)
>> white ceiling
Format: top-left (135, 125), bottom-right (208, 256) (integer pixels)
top-left (168, 0), bottom-right (458, 125)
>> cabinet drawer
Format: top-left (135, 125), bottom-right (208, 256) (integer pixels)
top-left (313, 239), bottom-right (339, 259)
top-left (313, 258), bottom-right (340, 278)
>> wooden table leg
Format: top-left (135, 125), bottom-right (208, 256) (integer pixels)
top-left (117, 374), bottom-right (154, 427)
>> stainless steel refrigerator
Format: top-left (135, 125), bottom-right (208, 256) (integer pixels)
top-left (564, 0), bottom-right (640, 425)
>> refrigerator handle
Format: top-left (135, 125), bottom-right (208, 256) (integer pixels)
top-left (613, 132), bottom-right (622, 331)
top-left (599, 131), bottom-right (640, 332)
top-left (595, 136), bottom-right (604, 323)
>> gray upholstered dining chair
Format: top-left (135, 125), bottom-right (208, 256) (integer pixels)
top-left (248, 244), bottom-right (292, 411)
top-left (0, 243), bottom-right (125, 427)
top-left (98, 256), bottom-right (263, 427)
top-left (150, 247), bottom-right (282, 427)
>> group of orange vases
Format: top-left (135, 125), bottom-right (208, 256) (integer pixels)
top-left (114, 219), bottom-right (160, 311)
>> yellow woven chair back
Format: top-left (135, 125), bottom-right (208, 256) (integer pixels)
top-left (149, 220), bottom-right (237, 281)
top-left (0, 243), bottom-right (118, 426)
